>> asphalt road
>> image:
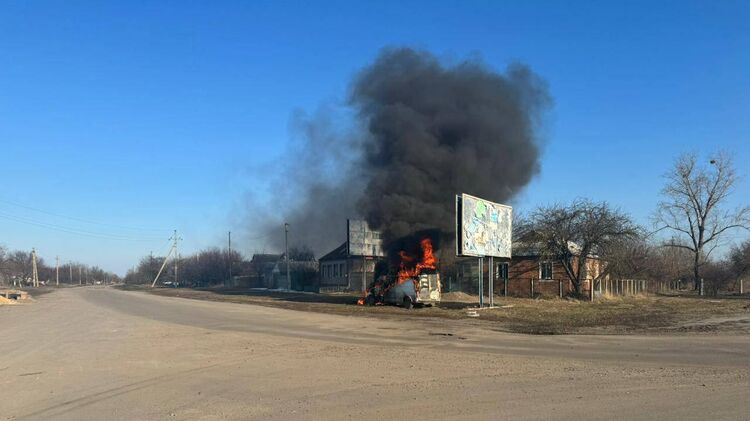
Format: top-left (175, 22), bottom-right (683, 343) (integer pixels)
top-left (1, 287), bottom-right (748, 420)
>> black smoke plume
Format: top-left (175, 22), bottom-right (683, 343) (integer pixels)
top-left (248, 47), bottom-right (550, 257)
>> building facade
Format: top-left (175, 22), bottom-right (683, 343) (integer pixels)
top-left (318, 242), bottom-right (379, 292)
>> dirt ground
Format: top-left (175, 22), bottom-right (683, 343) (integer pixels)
top-left (1, 287), bottom-right (749, 420)
top-left (123, 285), bottom-right (750, 335)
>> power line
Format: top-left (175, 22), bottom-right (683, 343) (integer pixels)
top-left (0, 197), bottom-right (167, 232)
top-left (0, 211), bottom-right (166, 242)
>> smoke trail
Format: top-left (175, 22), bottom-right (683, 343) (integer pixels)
top-left (244, 106), bottom-right (363, 255)
top-left (247, 47), bottom-right (550, 256)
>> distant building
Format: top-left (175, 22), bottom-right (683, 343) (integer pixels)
top-left (319, 220), bottom-right (384, 292)
top-left (319, 242), bottom-right (348, 289)
top-left (247, 254), bottom-right (282, 288)
top-left (271, 259), bottom-right (319, 292)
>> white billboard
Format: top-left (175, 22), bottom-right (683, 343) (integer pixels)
top-left (347, 219), bottom-right (385, 257)
top-left (455, 193), bottom-right (512, 258)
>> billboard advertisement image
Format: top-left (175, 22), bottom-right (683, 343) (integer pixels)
top-left (455, 193), bottom-right (512, 258)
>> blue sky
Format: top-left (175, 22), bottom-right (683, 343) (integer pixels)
top-left (1, 1), bottom-right (748, 274)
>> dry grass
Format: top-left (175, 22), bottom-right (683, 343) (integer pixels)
top-left (473, 295), bottom-right (749, 334)
top-left (119, 285), bottom-right (750, 335)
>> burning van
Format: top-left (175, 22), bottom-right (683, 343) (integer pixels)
top-left (358, 236), bottom-right (441, 309)
top-left (363, 270), bottom-right (440, 309)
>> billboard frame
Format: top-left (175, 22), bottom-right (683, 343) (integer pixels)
top-left (455, 193), bottom-right (512, 258)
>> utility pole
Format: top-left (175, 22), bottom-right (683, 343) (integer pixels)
top-left (56, 256), bottom-right (59, 287)
top-left (31, 248), bottom-right (39, 287)
top-left (284, 223), bottom-right (290, 291)
top-left (173, 230), bottom-right (179, 286)
top-left (151, 230), bottom-right (181, 288)
top-left (79, 266), bottom-right (82, 286)
top-left (69, 263), bottom-right (73, 285)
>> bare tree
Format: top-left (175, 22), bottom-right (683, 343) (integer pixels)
top-left (606, 238), bottom-right (655, 282)
top-left (655, 238), bottom-right (695, 285)
top-left (654, 152), bottom-right (749, 292)
top-left (288, 245), bottom-right (315, 261)
top-left (702, 260), bottom-right (735, 297)
top-left (7, 250), bottom-right (32, 287)
top-left (730, 240), bottom-right (750, 287)
top-left (0, 245), bottom-right (8, 286)
top-left (518, 199), bottom-right (641, 295)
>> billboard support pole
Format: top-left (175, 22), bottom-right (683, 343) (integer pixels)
top-left (455, 193), bottom-right (512, 307)
top-left (478, 257), bottom-right (484, 308)
top-left (488, 256), bottom-right (494, 307)
top-left (362, 223), bottom-right (367, 292)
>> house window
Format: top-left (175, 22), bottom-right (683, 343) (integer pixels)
top-left (540, 261), bottom-right (553, 280)
top-left (333, 264), bottom-right (338, 277)
top-left (496, 263), bottom-right (509, 280)
top-left (340, 263), bottom-right (345, 277)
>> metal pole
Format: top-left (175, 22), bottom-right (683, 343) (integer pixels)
top-left (362, 223), bottom-right (366, 292)
top-left (31, 248), bottom-right (39, 287)
top-left (478, 258), bottom-right (483, 308)
top-left (285, 223), bottom-right (290, 291)
top-left (488, 256), bottom-right (494, 307)
top-left (151, 245), bottom-right (174, 288)
top-left (173, 231), bottom-right (178, 286)
top-left (56, 256), bottom-right (59, 287)
top-left (740, 279), bottom-right (744, 295)
top-left (362, 256), bottom-right (366, 293)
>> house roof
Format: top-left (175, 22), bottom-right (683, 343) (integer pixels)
top-left (512, 241), bottom-right (587, 258)
top-left (319, 242), bottom-right (348, 261)
top-left (273, 260), bottom-right (319, 275)
top-left (251, 254), bottom-right (282, 263)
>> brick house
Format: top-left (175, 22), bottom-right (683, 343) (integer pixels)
top-left (454, 244), bottom-right (606, 298)
top-left (505, 246), bottom-right (606, 297)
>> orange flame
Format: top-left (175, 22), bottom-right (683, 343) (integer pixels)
top-left (396, 238), bottom-right (437, 284)
top-left (356, 237), bottom-right (437, 305)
